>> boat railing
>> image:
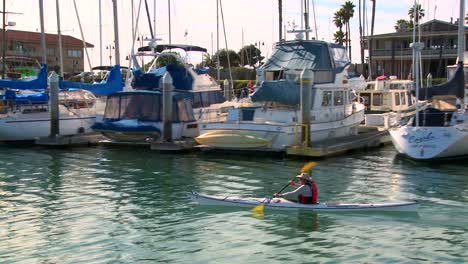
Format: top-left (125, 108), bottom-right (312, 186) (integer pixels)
top-left (198, 107), bottom-right (230, 123)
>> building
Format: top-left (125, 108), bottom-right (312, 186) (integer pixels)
top-left (366, 19), bottom-right (468, 79)
top-left (0, 29), bottom-right (93, 75)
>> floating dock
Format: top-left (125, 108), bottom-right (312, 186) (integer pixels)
top-left (286, 127), bottom-right (391, 157)
top-left (35, 133), bottom-right (103, 147)
top-left (150, 139), bottom-right (198, 152)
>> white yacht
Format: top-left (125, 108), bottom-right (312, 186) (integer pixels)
top-left (195, 39), bottom-right (366, 151)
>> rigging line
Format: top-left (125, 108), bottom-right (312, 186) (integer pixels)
top-left (72, 0), bottom-right (92, 70)
top-left (219, 0), bottom-right (233, 89)
top-left (144, 0), bottom-right (154, 39)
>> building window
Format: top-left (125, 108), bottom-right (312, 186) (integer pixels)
top-left (67, 49), bottom-right (82, 58)
top-left (47, 48), bottom-right (55, 56)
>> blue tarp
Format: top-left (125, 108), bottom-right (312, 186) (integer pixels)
top-left (60, 65), bottom-right (124, 96)
top-left (92, 119), bottom-right (162, 133)
top-left (251, 80), bottom-right (300, 106)
top-left (0, 65), bottom-right (48, 90)
top-left (132, 64), bottom-right (193, 91)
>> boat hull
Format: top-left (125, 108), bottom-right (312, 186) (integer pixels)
top-left (0, 115), bottom-right (96, 142)
top-left (188, 192), bottom-right (419, 212)
top-left (389, 125), bottom-right (468, 160)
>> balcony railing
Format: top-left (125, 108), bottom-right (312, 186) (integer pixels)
top-left (372, 48), bottom-right (458, 57)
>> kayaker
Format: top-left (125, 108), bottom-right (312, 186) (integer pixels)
top-left (273, 173), bottom-right (318, 204)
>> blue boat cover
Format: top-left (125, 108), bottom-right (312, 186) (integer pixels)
top-left (92, 119), bottom-right (162, 133)
top-left (132, 64), bottom-right (193, 91)
top-left (251, 80), bottom-right (300, 106)
top-left (0, 65), bottom-right (48, 90)
top-left (415, 63), bottom-right (465, 100)
top-left (60, 65), bottom-right (124, 96)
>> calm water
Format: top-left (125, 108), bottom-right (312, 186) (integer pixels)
top-left (0, 145), bottom-right (467, 263)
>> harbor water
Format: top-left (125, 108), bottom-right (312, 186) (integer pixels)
top-left (0, 145), bottom-right (467, 263)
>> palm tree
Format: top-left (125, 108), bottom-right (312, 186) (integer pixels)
top-left (408, 4), bottom-right (425, 24)
top-left (358, 0), bottom-right (364, 66)
top-left (334, 31), bottom-right (345, 45)
top-left (333, 9), bottom-right (345, 33)
top-left (342, 1), bottom-right (355, 60)
top-left (278, 0), bottom-right (283, 41)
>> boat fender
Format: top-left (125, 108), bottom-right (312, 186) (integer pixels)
top-left (0, 100), bottom-right (6, 114)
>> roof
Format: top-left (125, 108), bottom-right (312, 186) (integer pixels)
top-left (366, 19), bottom-right (468, 39)
top-left (0, 29), bottom-right (94, 48)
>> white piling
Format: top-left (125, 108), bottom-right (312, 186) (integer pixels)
top-left (223, 79), bottom-right (230, 101)
top-left (162, 72), bottom-right (173, 142)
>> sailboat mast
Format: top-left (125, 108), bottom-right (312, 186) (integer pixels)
top-left (168, 0), bottom-right (171, 44)
top-left (99, 0), bottom-right (103, 66)
top-left (153, 0), bottom-right (156, 40)
top-left (216, 0), bottom-right (220, 82)
top-left (39, 0), bottom-right (46, 65)
top-left (457, 0), bottom-right (465, 65)
top-left (55, 0), bottom-right (63, 78)
top-left (112, 0), bottom-right (120, 65)
top-left (412, 0), bottom-right (420, 127)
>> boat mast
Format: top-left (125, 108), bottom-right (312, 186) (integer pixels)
top-left (55, 0), bottom-right (63, 78)
top-left (99, 0), bottom-right (103, 66)
top-left (216, 0), bottom-right (220, 82)
top-left (39, 0), bottom-right (46, 65)
top-left (168, 0), bottom-right (171, 44)
top-left (112, 0), bottom-right (120, 65)
top-left (2, 0), bottom-right (5, 79)
top-left (457, 0), bottom-right (465, 106)
top-left (311, 0), bottom-right (318, 39)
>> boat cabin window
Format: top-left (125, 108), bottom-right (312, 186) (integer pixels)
top-left (366, 83), bottom-right (375, 90)
top-left (372, 93), bottom-right (383, 106)
top-left (400, 92), bottom-right (406, 105)
top-left (394, 92), bottom-right (401, 106)
top-left (192, 91), bottom-right (224, 108)
top-left (104, 93), bottom-right (195, 122)
top-left (408, 92), bottom-right (413, 106)
top-left (177, 99), bottom-right (195, 122)
top-left (322, 91), bottom-right (332, 106)
top-left (334, 91), bottom-right (344, 106)
top-left (240, 108), bottom-right (255, 121)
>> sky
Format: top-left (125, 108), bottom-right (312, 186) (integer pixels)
top-left (3, 0), bottom-right (464, 71)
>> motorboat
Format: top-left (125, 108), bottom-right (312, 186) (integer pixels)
top-left (356, 77), bottom-right (423, 129)
top-left (91, 90), bottom-right (198, 142)
top-left (195, 39), bottom-right (366, 151)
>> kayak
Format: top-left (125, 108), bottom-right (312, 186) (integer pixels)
top-left (188, 191), bottom-right (419, 212)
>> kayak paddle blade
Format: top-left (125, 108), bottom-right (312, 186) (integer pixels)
top-left (251, 203), bottom-right (265, 213)
top-left (300, 162), bottom-right (317, 173)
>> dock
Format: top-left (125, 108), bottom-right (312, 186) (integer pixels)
top-left (35, 133), bottom-right (103, 147)
top-left (150, 139), bottom-right (198, 152)
top-left (286, 128), bottom-right (391, 157)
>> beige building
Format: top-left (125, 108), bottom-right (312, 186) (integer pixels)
top-left (366, 19), bottom-right (468, 79)
top-left (0, 29), bottom-right (93, 75)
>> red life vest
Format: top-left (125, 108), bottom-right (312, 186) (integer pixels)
top-left (298, 182), bottom-right (318, 204)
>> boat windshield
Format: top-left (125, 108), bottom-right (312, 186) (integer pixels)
top-left (103, 93), bottom-right (195, 122)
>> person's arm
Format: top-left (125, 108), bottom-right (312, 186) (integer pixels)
top-left (277, 185), bottom-right (309, 201)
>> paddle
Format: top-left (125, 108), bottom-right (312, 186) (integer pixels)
top-left (251, 161), bottom-right (317, 213)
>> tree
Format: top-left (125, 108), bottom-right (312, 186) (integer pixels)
top-left (238, 44), bottom-right (264, 67)
top-left (334, 31), bottom-right (345, 45)
top-left (342, 1), bottom-right (355, 60)
top-left (200, 53), bottom-right (216, 68)
top-left (213, 49), bottom-right (240, 68)
top-left (333, 9), bottom-right (345, 45)
top-left (408, 4), bottom-right (425, 24)
top-left (394, 19), bottom-right (412, 32)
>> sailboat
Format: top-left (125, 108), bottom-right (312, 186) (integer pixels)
top-left (389, 0), bottom-right (467, 160)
